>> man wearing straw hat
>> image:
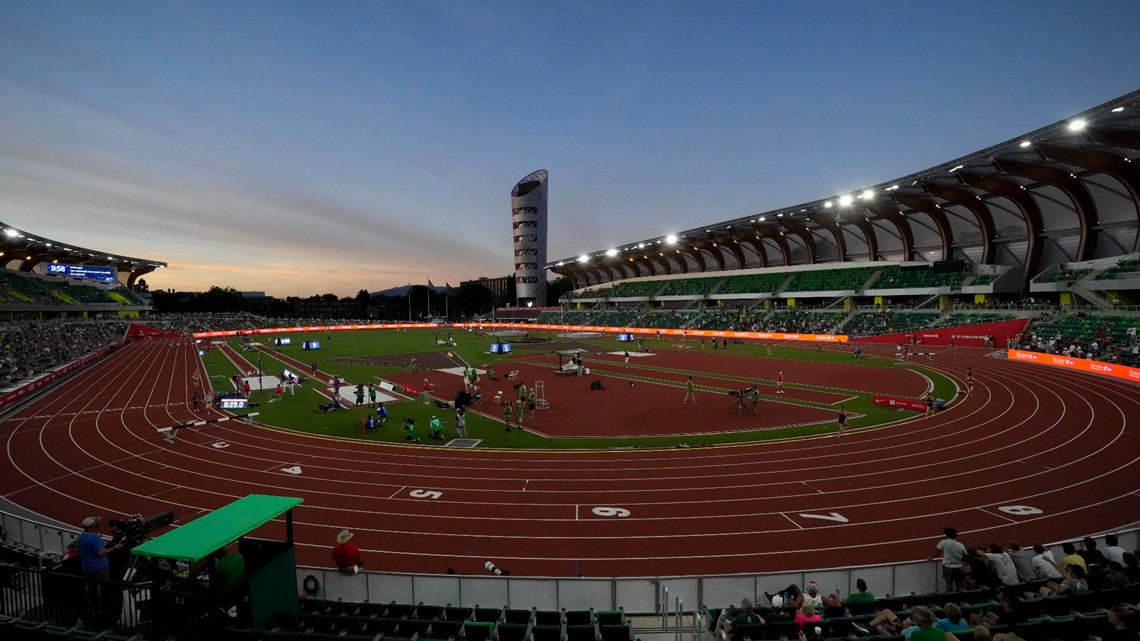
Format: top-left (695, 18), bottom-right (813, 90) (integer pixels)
top-left (331, 529), bottom-right (363, 574)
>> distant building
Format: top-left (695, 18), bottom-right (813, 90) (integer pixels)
top-left (461, 275), bottom-right (512, 308)
top-left (511, 169), bottom-right (548, 307)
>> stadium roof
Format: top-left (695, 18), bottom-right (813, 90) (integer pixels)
top-left (549, 89), bottom-right (1140, 293)
top-left (1, 219), bottom-right (167, 286)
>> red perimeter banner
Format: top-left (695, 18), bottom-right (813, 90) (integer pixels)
top-left (872, 395), bottom-right (928, 412)
top-left (852, 318), bottom-right (1029, 347)
top-left (1008, 349), bottom-right (1140, 384)
top-left (194, 323), bottom-right (439, 339)
top-left (452, 322), bottom-right (848, 343)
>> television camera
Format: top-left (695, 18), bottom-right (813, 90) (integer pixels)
top-left (727, 386), bottom-right (756, 398)
top-left (109, 510), bottom-right (174, 549)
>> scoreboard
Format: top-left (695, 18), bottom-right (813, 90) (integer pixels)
top-left (45, 264), bottom-right (116, 283)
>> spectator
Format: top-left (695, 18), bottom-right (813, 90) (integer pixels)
top-left (793, 602), bottom-right (821, 632)
top-left (934, 527), bottom-right (967, 591)
top-left (986, 543), bottom-right (1020, 586)
top-left (1060, 541), bottom-right (1087, 572)
top-left (720, 598), bottom-right (765, 641)
top-left (905, 605), bottom-right (961, 640)
top-left (933, 603), bottom-right (970, 634)
top-left (331, 529), bottom-right (363, 574)
top-left (1122, 552), bottom-right (1140, 584)
top-left (1103, 534), bottom-right (1126, 566)
top-left (1006, 540), bottom-right (1036, 581)
top-left (1031, 542), bottom-right (1063, 579)
top-left (1081, 536), bottom-right (1108, 569)
top-left (844, 578), bottom-right (875, 606)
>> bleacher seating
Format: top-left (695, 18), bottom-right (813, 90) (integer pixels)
top-left (784, 267), bottom-right (875, 292)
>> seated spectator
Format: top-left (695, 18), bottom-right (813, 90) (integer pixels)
top-left (1122, 552), bottom-right (1140, 584)
top-left (903, 605), bottom-right (961, 640)
top-left (1030, 560), bottom-right (1089, 596)
top-left (820, 579), bottom-right (865, 613)
top-left (1103, 534), bottom-right (1127, 567)
top-left (985, 542), bottom-right (1020, 586)
top-left (765, 580), bottom-right (822, 611)
top-left (964, 546), bottom-right (1000, 589)
top-left (969, 591), bottom-right (1026, 629)
top-left (1031, 542), bottom-right (1063, 579)
top-left (855, 608), bottom-right (905, 635)
top-left (1006, 540), bottom-right (1036, 581)
top-left (1059, 541), bottom-right (1087, 572)
top-left (720, 599), bottom-right (764, 641)
top-left (933, 603), bottom-right (970, 634)
top-left (1103, 604), bottom-right (1138, 641)
top-left (1081, 536), bottom-right (1108, 569)
top-left (843, 578), bottom-right (875, 606)
top-left (793, 602), bottom-right (820, 632)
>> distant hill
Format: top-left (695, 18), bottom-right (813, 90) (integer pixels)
top-left (372, 284), bottom-right (446, 298)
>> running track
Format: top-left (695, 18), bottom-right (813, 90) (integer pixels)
top-left (1, 337), bottom-right (1138, 578)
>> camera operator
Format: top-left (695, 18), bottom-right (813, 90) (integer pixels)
top-left (78, 516), bottom-right (124, 583)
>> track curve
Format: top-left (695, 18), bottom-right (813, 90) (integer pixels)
top-left (2, 337), bottom-right (1137, 578)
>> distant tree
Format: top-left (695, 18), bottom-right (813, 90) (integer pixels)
top-left (197, 286), bottom-right (246, 313)
top-left (320, 293), bottom-right (338, 303)
top-left (451, 282), bottom-right (494, 317)
top-left (355, 289), bottom-right (371, 304)
top-left (547, 277), bottom-right (572, 304)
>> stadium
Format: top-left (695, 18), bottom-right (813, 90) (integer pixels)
top-left (2, 89), bottom-right (1140, 640)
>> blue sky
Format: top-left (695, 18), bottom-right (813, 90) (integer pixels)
top-left (1, 1), bottom-right (1138, 297)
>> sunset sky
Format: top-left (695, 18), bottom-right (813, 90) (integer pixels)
top-left (2, 1), bottom-right (1137, 297)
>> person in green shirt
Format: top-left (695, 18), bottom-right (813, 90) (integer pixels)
top-left (516, 400), bottom-right (526, 429)
top-left (844, 578), bottom-right (875, 604)
top-left (213, 547), bottom-right (246, 595)
top-left (749, 386), bottom-right (761, 415)
top-left (429, 416), bottom-right (444, 439)
top-left (503, 401), bottom-right (513, 432)
top-left (527, 389), bottom-right (537, 417)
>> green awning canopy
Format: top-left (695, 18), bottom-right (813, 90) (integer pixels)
top-left (131, 494), bottom-right (303, 562)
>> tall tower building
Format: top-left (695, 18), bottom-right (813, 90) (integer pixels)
top-left (510, 169), bottom-right (548, 307)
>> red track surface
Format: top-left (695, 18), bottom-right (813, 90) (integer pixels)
top-left (2, 338), bottom-right (1138, 578)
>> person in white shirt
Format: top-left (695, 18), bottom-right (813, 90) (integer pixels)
top-left (933, 527), bottom-right (967, 591)
top-left (986, 543), bottom-right (1020, 586)
top-left (1031, 542), bottom-right (1063, 579)
top-left (1103, 534), bottom-right (1127, 567)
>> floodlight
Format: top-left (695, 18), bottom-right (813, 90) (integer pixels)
top-left (1111, 106), bottom-right (1124, 113)
top-left (577, 255), bottom-right (589, 263)
top-left (606, 248), bottom-right (617, 257)
top-left (861, 190), bottom-right (874, 200)
top-left (1068, 119), bottom-right (1087, 132)
top-left (823, 201), bottom-right (833, 209)
top-left (665, 234), bottom-right (678, 244)
top-left (838, 195), bottom-right (853, 206)
top-left (1019, 140), bottom-right (1032, 148)
top-left (4, 229), bottom-right (17, 237)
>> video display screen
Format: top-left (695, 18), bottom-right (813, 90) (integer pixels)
top-left (219, 397), bottom-right (249, 410)
top-left (274, 337), bottom-right (292, 345)
top-left (617, 333), bottom-right (634, 342)
top-left (302, 341), bottom-right (321, 350)
top-left (489, 342), bottom-right (512, 354)
top-left (45, 264), bottom-right (116, 283)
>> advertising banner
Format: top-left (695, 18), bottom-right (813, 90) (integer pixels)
top-left (872, 395), bottom-right (929, 412)
top-left (852, 318), bottom-right (1030, 347)
top-left (1008, 349), bottom-right (1140, 384)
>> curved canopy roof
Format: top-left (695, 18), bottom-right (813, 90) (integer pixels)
top-left (1, 219), bottom-right (167, 286)
top-left (550, 89), bottom-right (1140, 293)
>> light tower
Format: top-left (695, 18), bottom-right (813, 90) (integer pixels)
top-left (510, 169), bottom-right (548, 307)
